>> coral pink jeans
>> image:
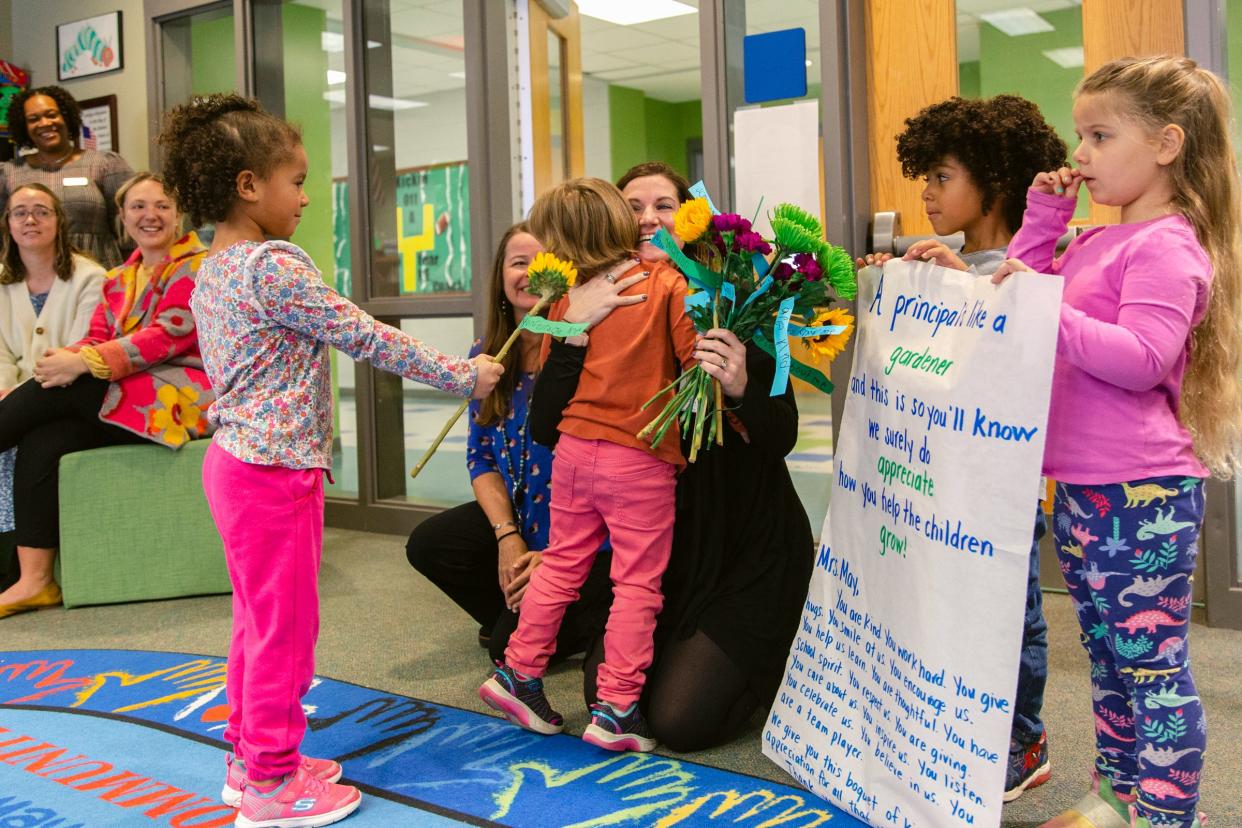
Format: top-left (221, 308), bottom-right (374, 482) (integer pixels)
top-left (505, 435), bottom-right (676, 708)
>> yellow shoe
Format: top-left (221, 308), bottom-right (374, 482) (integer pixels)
top-left (0, 582), bottom-right (63, 619)
top-left (1041, 775), bottom-right (1133, 828)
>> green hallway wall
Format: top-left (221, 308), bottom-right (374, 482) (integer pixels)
top-left (608, 84), bottom-right (702, 180)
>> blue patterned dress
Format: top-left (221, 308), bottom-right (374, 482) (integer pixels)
top-left (0, 290), bottom-right (48, 533)
top-left (464, 341), bottom-right (553, 550)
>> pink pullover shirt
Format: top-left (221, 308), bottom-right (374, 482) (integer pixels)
top-left (1008, 189), bottom-right (1212, 484)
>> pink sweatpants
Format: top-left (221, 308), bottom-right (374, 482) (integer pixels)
top-left (505, 435), bottom-right (676, 708)
top-left (202, 442), bottom-right (324, 781)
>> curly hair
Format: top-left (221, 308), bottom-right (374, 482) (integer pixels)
top-left (7, 86), bottom-right (82, 151)
top-left (896, 95), bottom-right (1067, 234)
top-left (158, 94), bottom-right (302, 227)
top-left (1, 183), bottom-right (78, 284)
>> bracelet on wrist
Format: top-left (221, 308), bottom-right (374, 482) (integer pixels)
top-left (496, 529), bottom-right (521, 544)
top-left (491, 519), bottom-right (517, 532)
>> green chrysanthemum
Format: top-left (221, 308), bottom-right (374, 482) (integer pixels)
top-left (770, 203), bottom-right (826, 254)
top-left (818, 243), bottom-right (857, 301)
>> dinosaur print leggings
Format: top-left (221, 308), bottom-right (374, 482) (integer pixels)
top-left (1055, 477), bottom-right (1205, 827)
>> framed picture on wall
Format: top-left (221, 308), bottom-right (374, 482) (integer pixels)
top-left (57, 11), bottom-right (124, 81)
top-left (77, 95), bottom-right (118, 154)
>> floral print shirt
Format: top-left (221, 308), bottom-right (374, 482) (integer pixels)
top-left (465, 341), bottom-right (553, 550)
top-left (192, 240), bottom-right (476, 470)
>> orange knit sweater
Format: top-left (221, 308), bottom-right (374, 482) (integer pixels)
top-left (540, 259), bottom-right (698, 467)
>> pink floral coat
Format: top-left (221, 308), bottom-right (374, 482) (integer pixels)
top-left (69, 232), bottom-right (215, 448)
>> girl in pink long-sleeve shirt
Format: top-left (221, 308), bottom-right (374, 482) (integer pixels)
top-left (160, 94), bottom-right (502, 828)
top-left (996, 57), bottom-right (1240, 828)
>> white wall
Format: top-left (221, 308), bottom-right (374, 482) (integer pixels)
top-left (582, 74), bottom-right (611, 180)
top-left (11, 0), bottom-right (150, 169)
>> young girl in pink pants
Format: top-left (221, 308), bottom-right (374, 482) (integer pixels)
top-left (479, 178), bottom-right (696, 752)
top-left (160, 94), bottom-right (502, 828)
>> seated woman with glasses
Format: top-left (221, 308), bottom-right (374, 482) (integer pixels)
top-left (0, 183), bottom-right (105, 602)
top-left (0, 174), bottom-right (211, 618)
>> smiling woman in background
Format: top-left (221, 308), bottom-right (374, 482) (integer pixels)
top-left (0, 173), bottom-right (211, 619)
top-left (0, 85), bottom-right (134, 268)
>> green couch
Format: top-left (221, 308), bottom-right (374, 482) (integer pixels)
top-left (57, 438), bottom-right (231, 608)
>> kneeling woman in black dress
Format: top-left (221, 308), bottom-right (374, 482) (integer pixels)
top-left (530, 161), bottom-right (816, 751)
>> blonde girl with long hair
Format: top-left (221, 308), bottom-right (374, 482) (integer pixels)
top-left (994, 56), bottom-right (1241, 828)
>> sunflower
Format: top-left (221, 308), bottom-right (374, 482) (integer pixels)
top-left (799, 307), bottom-right (855, 365)
top-left (673, 198), bottom-right (713, 243)
top-left (526, 251), bottom-right (578, 299)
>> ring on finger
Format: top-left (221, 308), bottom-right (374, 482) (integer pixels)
top-left (721, 356), bottom-right (729, 369)
top-left (604, 274), bottom-right (617, 284)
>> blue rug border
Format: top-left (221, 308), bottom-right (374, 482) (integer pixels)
top-left (0, 646), bottom-right (806, 792)
top-left (0, 702), bottom-right (501, 827)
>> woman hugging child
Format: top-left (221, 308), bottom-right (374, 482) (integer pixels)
top-left (479, 177), bottom-right (697, 753)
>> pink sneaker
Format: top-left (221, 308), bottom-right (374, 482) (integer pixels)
top-left (234, 764), bottom-right (360, 828)
top-left (222, 753), bottom-right (344, 807)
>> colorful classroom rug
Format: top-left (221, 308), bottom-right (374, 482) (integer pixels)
top-left (0, 649), bottom-right (862, 827)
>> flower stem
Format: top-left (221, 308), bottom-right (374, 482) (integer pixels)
top-left (412, 293), bottom-right (553, 478)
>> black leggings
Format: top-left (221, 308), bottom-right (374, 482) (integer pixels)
top-left (583, 627), bottom-right (761, 753)
top-left (0, 376), bottom-right (146, 548)
top-left (406, 500), bottom-right (613, 664)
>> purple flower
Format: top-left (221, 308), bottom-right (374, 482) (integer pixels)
top-left (713, 213), bottom-right (744, 233)
top-left (734, 230), bottom-right (771, 255)
top-left (795, 252), bottom-right (823, 281)
top-left (772, 262), bottom-right (795, 281)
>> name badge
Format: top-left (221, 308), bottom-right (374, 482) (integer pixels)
top-left (62, 177), bottom-right (89, 187)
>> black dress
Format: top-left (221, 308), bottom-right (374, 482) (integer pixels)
top-left (531, 338), bottom-right (815, 707)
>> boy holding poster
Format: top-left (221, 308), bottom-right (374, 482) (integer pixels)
top-left (859, 94), bottom-right (1069, 802)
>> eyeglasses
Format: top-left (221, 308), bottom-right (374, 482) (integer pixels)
top-left (7, 207), bottom-right (54, 222)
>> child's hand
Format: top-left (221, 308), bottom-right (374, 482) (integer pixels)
top-left (855, 252), bottom-right (892, 269)
top-left (1032, 166), bottom-right (1083, 200)
top-left (904, 239), bottom-right (968, 271)
top-left (470, 355), bottom-right (505, 399)
top-left (990, 258), bottom-right (1033, 285)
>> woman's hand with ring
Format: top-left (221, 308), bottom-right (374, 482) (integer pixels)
top-left (34, 348), bottom-right (88, 388)
top-left (562, 270), bottom-right (650, 330)
top-left (694, 328), bottom-right (747, 399)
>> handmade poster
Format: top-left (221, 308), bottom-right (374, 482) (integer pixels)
top-left (763, 259), bottom-right (1062, 827)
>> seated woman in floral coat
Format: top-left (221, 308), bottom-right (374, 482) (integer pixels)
top-left (0, 172), bottom-right (214, 618)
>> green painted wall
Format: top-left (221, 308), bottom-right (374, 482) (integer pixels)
top-left (976, 7), bottom-right (1085, 217)
top-left (282, 3), bottom-right (333, 289)
top-left (1229, 2), bottom-right (1242, 165)
top-left (189, 15), bottom-right (235, 96)
top-left (608, 84), bottom-right (702, 181)
top-left (608, 85), bottom-right (647, 179)
top-left (958, 61), bottom-right (981, 99)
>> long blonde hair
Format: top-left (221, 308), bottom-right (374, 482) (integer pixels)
top-left (1079, 56), bottom-right (1242, 477)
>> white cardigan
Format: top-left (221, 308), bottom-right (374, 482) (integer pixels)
top-left (0, 254), bottom-right (105, 390)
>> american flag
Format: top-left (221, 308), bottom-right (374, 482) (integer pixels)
top-left (80, 124), bottom-right (97, 151)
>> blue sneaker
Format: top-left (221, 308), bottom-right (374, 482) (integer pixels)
top-left (582, 701), bottom-right (657, 753)
top-left (1004, 731), bottom-right (1051, 802)
top-left (479, 664), bottom-right (564, 735)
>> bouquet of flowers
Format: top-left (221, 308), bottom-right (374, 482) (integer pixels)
top-left (638, 198), bottom-right (857, 461)
top-left (412, 252), bottom-right (579, 478)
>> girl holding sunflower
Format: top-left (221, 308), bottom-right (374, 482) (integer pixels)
top-left (527, 163), bottom-right (830, 753)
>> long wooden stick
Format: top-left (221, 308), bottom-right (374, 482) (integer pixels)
top-left (411, 293), bottom-right (553, 479)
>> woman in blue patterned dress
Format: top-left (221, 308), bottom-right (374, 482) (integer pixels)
top-left (406, 222), bottom-right (621, 668)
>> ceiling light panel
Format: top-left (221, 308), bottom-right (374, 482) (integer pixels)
top-left (575, 0), bottom-right (696, 27)
top-left (979, 8), bottom-right (1055, 36)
